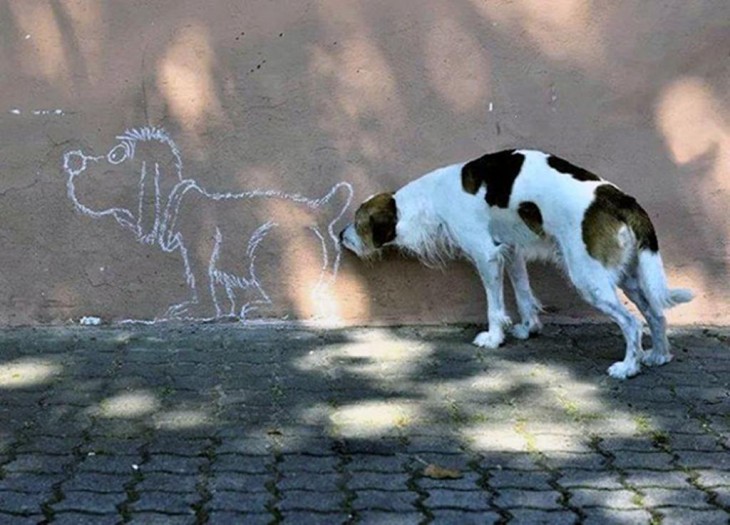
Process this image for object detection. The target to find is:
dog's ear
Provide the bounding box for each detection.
[461,160,483,195]
[132,130,184,242]
[369,194,397,248]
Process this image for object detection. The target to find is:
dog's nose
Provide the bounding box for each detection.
[63,151,87,175]
[338,229,345,244]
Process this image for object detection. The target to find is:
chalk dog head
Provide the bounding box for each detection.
[339,192,398,258]
[63,127,183,244]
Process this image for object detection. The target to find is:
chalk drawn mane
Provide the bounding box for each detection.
[63,126,353,322]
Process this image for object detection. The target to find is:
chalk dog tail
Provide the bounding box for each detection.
[636,249,694,312]
[315,182,354,245]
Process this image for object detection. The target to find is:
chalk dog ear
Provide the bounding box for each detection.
[128,128,184,243]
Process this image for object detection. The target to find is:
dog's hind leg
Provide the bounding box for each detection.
[470,245,512,349]
[566,257,643,379]
[505,249,542,340]
[620,275,672,367]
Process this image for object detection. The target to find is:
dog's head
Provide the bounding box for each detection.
[339,192,397,257]
[63,127,183,243]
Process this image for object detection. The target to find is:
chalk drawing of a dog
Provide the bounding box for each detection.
[63,127,353,322]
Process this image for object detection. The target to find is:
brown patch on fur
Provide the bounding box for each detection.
[583,184,659,266]
[518,201,544,237]
[461,150,525,208]
[355,192,397,249]
[547,155,601,182]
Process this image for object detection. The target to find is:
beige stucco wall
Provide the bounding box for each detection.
[0,0,727,326]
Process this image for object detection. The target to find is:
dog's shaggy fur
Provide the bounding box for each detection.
[340,149,693,379]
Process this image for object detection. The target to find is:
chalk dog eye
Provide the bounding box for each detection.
[107,144,129,165]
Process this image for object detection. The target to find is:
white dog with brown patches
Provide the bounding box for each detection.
[340,149,693,379]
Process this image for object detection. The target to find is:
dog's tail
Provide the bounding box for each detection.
[636,249,694,311]
[318,182,354,243]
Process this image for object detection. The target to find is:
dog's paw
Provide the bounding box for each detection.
[472,330,504,349]
[607,360,641,380]
[641,350,673,367]
[511,323,531,340]
[511,319,542,340]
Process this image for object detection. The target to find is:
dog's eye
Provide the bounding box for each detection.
[107,144,129,165]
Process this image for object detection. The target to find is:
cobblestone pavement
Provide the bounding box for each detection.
[0,324,728,524]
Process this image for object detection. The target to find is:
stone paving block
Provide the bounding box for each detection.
[352,490,418,511]
[668,433,725,451]
[14,437,79,455]
[0,473,65,492]
[489,470,553,490]
[494,489,563,510]
[558,469,622,489]
[278,490,343,512]
[530,433,593,453]
[424,489,491,511]
[659,509,730,525]
[417,471,481,491]
[209,472,269,492]
[356,511,423,524]
[0,514,45,525]
[0,490,48,514]
[694,469,730,488]
[348,471,410,491]
[78,454,142,474]
[347,455,407,472]
[581,508,653,524]
[641,487,712,509]
[542,452,608,470]
[52,491,126,514]
[52,513,121,525]
[611,451,675,470]
[207,512,270,524]
[127,512,196,524]
[3,454,71,474]
[507,509,576,524]
[208,491,269,513]
[674,451,730,470]
[142,454,206,474]
[79,439,144,456]
[146,437,209,456]
[281,454,338,473]
[568,489,642,509]
[62,473,130,493]
[279,472,340,491]
[623,470,693,489]
[280,511,352,524]
[478,453,542,471]
[429,510,501,524]
[211,453,271,473]
[136,472,199,493]
[130,490,198,514]
[596,437,658,453]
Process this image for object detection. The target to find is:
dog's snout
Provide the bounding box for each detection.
[63,151,88,175]
[339,228,345,244]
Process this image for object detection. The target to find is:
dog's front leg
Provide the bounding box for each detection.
[505,249,543,340]
[471,248,511,349]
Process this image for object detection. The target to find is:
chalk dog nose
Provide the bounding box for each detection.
[63,151,88,176]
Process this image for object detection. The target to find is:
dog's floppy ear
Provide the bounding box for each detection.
[129,128,184,242]
[369,194,397,248]
[461,160,483,195]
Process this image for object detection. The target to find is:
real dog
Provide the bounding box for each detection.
[340,149,693,379]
